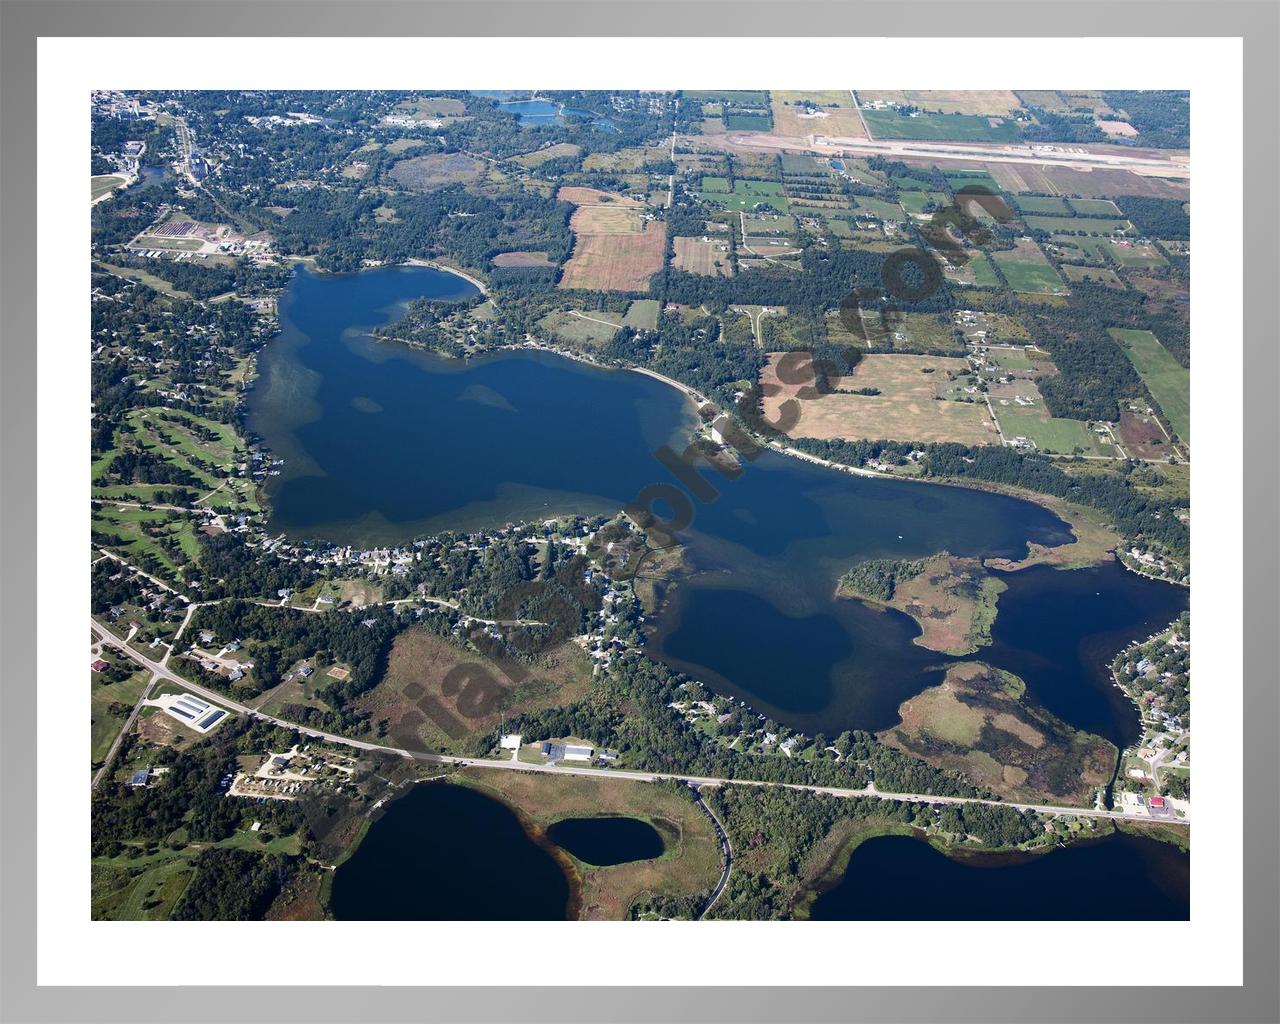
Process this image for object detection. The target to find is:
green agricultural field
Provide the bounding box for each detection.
[92,175,128,200]
[623,299,660,330]
[1105,240,1167,268]
[700,177,788,212]
[994,410,1120,456]
[1015,195,1070,215]
[683,90,770,106]
[1049,235,1111,264]
[1024,215,1132,235]
[969,253,1001,288]
[862,109,1022,143]
[537,310,619,348]
[853,197,905,223]
[1108,328,1190,444]
[1067,198,1122,216]
[725,112,772,131]
[898,191,949,215]
[91,668,151,768]
[991,245,1067,295]
[1061,265,1125,288]
[944,170,1002,193]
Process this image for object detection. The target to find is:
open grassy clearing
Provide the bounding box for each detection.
[491,250,555,268]
[582,145,669,172]
[559,223,665,292]
[699,177,788,213]
[512,142,582,168]
[859,90,1024,116]
[622,299,660,330]
[536,310,619,347]
[879,662,1116,805]
[388,152,484,191]
[1014,195,1070,215]
[760,352,999,445]
[994,408,1122,457]
[1106,239,1167,268]
[91,667,151,769]
[770,91,867,138]
[897,190,949,216]
[455,771,722,920]
[1061,264,1125,288]
[838,552,1006,657]
[991,241,1067,295]
[672,236,732,277]
[1067,198,1123,216]
[91,507,199,584]
[92,174,129,200]
[1023,215,1132,235]
[351,628,594,754]
[852,196,904,223]
[1108,328,1190,444]
[862,108,1021,142]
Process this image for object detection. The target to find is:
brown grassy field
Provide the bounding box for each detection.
[492,250,555,268]
[512,142,582,168]
[770,91,867,138]
[559,226,665,292]
[672,236,732,277]
[857,90,1023,116]
[1061,264,1125,288]
[456,771,722,920]
[350,628,594,752]
[760,352,999,445]
[838,553,1005,656]
[556,186,664,291]
[583,145,671,171]
[879,662,1116,805]
[557,185,642,208]
[1041,165,1189,200]
[388,153,484,191]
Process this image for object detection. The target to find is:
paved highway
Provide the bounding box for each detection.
[90,617,1188,826]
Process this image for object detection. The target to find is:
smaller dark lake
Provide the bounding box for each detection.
[546,816,666,866]
[808,832,1189,920]
[328,783,572,920]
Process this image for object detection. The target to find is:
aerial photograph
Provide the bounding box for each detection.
[88,88,1192,922]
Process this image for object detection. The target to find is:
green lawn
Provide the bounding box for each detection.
[1108,328,1191,444]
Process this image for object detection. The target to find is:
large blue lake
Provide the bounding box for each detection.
[249,265,1187,742]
